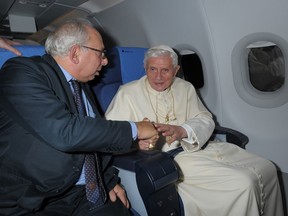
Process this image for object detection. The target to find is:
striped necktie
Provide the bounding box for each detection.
[70,80,106,208]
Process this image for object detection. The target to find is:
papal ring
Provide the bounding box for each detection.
[148,143,155,149]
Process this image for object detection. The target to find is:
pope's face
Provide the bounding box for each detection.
[146,55,179,92]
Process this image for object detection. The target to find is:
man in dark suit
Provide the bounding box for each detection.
[0,19,158,215]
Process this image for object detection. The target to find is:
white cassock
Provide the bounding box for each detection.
[105,75,284,216]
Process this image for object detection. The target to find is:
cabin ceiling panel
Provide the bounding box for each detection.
[0,0,88,40]
[79,0,125,13]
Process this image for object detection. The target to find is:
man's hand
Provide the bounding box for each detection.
[0,37,22,56]
[136,121,158,140]
[154,123,187,144]
[138,134,159,150]
[109,184,130,208]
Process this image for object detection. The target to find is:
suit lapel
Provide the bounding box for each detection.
[42,54,102,117]
[42,54,78,114]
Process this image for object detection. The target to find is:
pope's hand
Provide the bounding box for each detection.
[153,123,187,144]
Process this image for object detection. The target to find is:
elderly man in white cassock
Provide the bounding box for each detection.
[105,45,284,216]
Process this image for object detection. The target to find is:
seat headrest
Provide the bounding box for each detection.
[114,46,148,84]
[90,46,148,113]
[0,45,45,67]
[98,46,148,85]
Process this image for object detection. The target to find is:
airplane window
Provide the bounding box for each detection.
[232,36,288,108]
[180,53,204,89]
[247,43,285,92]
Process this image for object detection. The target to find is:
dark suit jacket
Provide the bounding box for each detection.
[0,54,133,214]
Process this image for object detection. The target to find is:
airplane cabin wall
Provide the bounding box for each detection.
[200,0,288,173]
[197,1,288,211]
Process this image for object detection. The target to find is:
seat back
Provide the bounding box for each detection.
[116,46,147,84]
[0,45,46,67]
[91,46,147,113]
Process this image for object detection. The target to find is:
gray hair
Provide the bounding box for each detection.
[144,45,178,69]
[45,19,93,56]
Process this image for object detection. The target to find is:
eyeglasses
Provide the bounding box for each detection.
[81,45,107,59]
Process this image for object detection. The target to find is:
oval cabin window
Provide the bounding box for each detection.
[247,42,285,92]
[232,33,288,108]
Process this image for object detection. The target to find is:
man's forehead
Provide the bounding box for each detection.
[148,56,173,67]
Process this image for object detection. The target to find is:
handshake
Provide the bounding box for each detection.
[136,120,158,150]
[136,118,186,150]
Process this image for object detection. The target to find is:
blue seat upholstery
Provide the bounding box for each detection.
[116,46,147,84]
[91,46,148,113]
[0,45,46,66]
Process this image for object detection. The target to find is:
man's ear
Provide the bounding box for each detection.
[69,45,80,64]
[174,65,181,77]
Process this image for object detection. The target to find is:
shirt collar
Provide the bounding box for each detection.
[59,65,75,82]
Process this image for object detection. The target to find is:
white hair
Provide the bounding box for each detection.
[45,19,93,56]
[144,45,178,68]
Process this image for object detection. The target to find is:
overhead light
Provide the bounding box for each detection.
[18,0,55,8]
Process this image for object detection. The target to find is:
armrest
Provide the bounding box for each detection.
[113,150,180,216]
[167,125,249,157]
[113,149,179,192]
[211,125,249,149]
